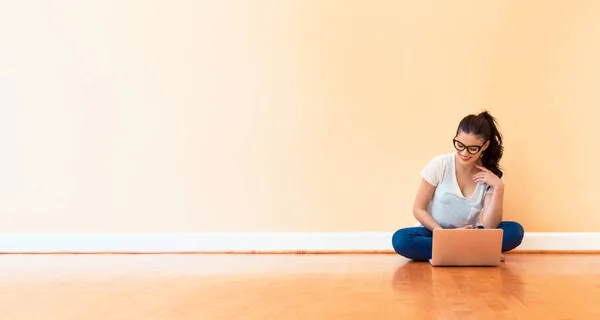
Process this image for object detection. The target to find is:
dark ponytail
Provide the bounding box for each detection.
[456,111,504,178]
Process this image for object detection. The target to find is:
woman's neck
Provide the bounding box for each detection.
[456,157,482,174]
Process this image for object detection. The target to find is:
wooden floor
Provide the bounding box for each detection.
[0,254,599,319]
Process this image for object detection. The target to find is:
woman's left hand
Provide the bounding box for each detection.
[473,165,503,188]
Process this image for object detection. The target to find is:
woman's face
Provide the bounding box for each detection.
[453,131,489,165]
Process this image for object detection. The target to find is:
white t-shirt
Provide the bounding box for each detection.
[415,152,496,229]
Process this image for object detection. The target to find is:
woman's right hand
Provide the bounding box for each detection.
[460,225,474,229]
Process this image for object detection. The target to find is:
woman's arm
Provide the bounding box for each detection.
[481,185,504,228]
[413,179,442,231]
[473,165,504,229]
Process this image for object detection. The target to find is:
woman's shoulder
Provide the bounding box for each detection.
[427,152,454,166]
[421,152,454,186]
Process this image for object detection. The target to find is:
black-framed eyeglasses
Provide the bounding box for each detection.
[453,138,485,155]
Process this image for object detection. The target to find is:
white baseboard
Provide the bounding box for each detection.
[0,232,598,253]
[516,232,600,252]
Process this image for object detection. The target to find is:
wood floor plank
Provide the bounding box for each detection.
[0,254,598,319]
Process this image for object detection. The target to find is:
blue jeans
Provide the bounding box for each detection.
[391,221,525,261]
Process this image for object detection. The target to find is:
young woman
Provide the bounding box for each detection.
[392,111,524,261]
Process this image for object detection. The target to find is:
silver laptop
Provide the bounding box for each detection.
[429,228,503,267]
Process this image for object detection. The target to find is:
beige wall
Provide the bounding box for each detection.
[1,1,599,233]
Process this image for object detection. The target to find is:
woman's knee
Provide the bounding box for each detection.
[500,221,525,239]
[391,228,412,256]
[499,221,525,251]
